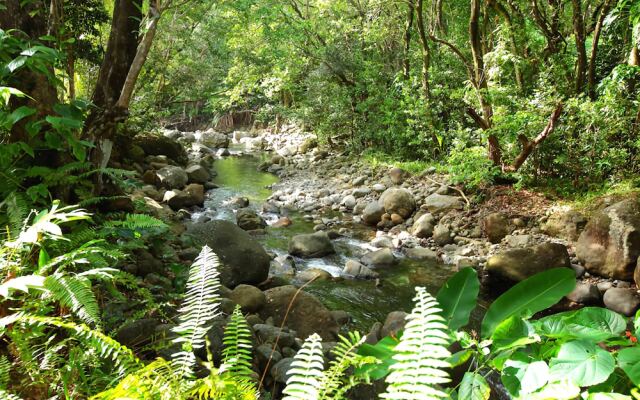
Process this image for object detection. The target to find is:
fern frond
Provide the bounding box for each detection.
[172,245,222,377]
[191,373,260,400]
[39,242,123,274]
[221,305,254,380]
[105,213,168,231]
[2,314,140,376]
[0,355,10,389]
[318,331,369,400]
[91,358,182,400]
[282,333,324,400]
[380,286,451,400]
[44,274,101,327]
[0,192,29,238]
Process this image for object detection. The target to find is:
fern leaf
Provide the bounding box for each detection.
[2,314,140,376]
[0,355,10,389]
[380,286,451,400]
[105,213,168,231]
[221,305,255,381]
[282,333,325,400]
[172,246,222,377]
[91,358,181,400]
[318,331,368,400]
[44,274,101,327]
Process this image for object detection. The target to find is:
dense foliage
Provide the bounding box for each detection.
[133,0,640,190]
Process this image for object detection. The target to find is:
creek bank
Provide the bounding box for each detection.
[112,124,639,397]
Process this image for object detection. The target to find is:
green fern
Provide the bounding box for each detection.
[44,274,101,327]
[282,333,324,400]
[319,331,371,399]
[105,213,168,231]
[172,245,222,377]
[91,358,182,400]
[0,192,29,238]
[380,286,451,400]
[0,355,10,389]
[221,305,255,380]
[1,314,141,376]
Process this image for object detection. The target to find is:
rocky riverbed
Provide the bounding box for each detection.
[112,122,640,397]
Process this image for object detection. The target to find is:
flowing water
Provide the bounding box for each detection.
[197,148,478,331]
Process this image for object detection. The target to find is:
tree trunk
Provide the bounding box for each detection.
[116,3,163,109]
[0,0,59,142]
[572,0,587,94]
[505,103,563,172]
[470,0,493,128]
[67,47,76,100]
[402,0,414,80]
[588,0,616,99]
[415,0,431,99]
[82,0,142,188]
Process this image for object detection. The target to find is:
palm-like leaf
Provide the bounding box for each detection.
[282,333,324,400]
[380,286,451,400]
[172,245,222,377]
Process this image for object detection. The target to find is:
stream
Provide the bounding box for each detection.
[192,146,481,331]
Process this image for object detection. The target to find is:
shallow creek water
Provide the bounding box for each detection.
[193,148,478,331]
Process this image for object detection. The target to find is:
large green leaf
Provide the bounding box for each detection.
[491,316,539,351]
[502,353,549,397]
[536,307,627,342]
[459,372,490,400]
[634,310,639,338]
[549,340,615,387]
[585,394,632,400]
[617,347,640,386]
[355,334,400,380]
[481,268,576,337]
[436,267,480,330]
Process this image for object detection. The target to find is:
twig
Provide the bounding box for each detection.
[423,175,471,208]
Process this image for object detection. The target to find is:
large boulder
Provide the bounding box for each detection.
[135,134,188,164]
[187,220,271,288]
[236,209,267,231]
[603,288,640,316]
[228,284,266,313]
[360,248,396,268]
[156,165,188,189]
[482,212,512,244]
[576,199,640,280]
[289,232,335,258]
[423,193,464,214]
[635,261,640,288]
[542,209,588,241]
[412,213,436,238]
[260,285,339,340]
[200,130,230,148]
[379,188,416,218]
[343,260,378,279]
[185,164,210,184]
[362,202,385,225]
[166,184,204,210]
[486,242,571,282]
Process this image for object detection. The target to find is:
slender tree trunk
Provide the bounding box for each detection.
[572,0,587,94]
[431,0,446,34]
[116,3,163,109]
[505,103,563,171]
[402,0,414,80]
[415,0,431,99]
[588,0,616,99]
[470,0,492,126]
[490,0,523,90]
[67,47,76,100]
[82,0,142,185]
